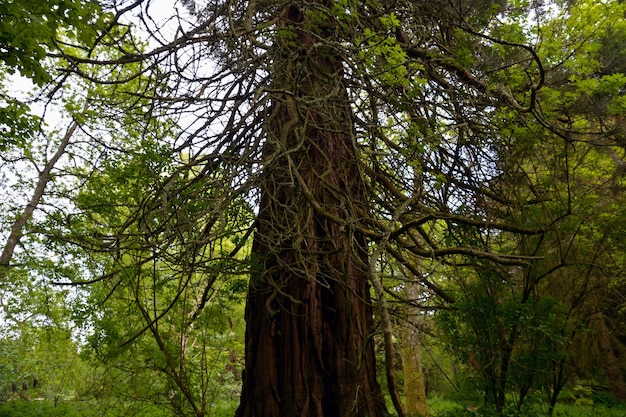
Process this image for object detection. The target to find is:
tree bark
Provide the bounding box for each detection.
[590,306,626,400]
[402,281,429,416]
[235,4,387,417]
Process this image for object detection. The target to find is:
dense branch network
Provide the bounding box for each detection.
[42,0,558,299]
[10,0,624,415]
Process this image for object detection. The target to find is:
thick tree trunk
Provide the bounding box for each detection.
[590,307,626,400]
[235,4,387,417]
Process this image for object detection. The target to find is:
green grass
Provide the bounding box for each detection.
[421,394,626,417]
[428,395,467,414]
[550,403,626,417]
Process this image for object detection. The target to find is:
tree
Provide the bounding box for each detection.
[5,0,626,416]
[430,1,626,411]
[234,3,388,416]
[0,0,113,269]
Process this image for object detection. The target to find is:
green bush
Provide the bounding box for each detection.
[0,399,96,417]
[589,390,621,407]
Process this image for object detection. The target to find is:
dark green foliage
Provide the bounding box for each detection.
[436,266,582,412]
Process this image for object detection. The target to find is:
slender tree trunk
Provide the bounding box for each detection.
[0,104,86,267]
[495,331,515,414]
[402,281,429,416]
[236,4,387,417]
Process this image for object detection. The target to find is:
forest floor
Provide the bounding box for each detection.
[1,395,626,417]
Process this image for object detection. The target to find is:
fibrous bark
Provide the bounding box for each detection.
[235,3,387,417]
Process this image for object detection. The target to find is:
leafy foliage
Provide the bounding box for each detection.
[0,0,110,84]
